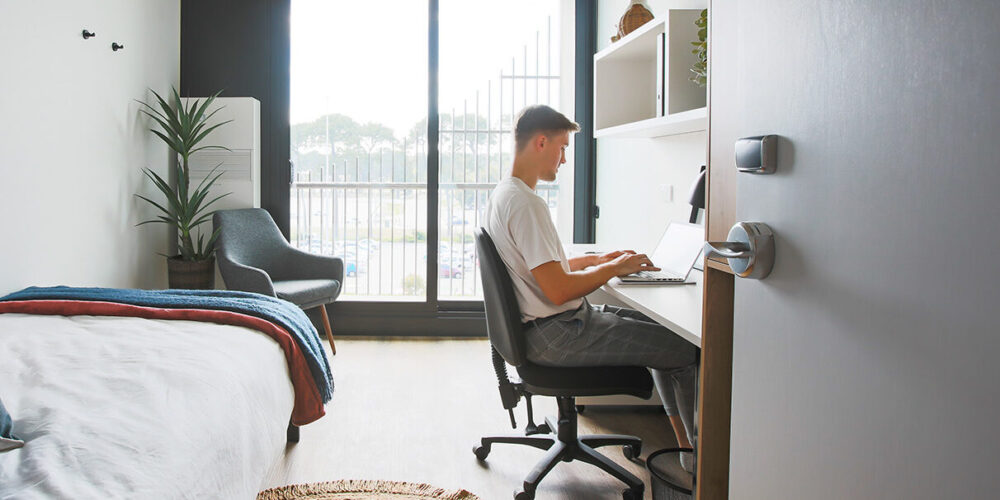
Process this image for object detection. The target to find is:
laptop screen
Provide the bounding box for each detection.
[650,222,704,276]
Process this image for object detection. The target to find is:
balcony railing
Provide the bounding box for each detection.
[290,177,558,300]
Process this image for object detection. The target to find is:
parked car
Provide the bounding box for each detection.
[439,242,475,259]
[464,254,478,272]
[439,262,463,279]
[450,216,474,227]
[336,239,379,254]
[340,250,365,277]
[300,238,335,255]
[334,241,353,254]
[357,238,380,252]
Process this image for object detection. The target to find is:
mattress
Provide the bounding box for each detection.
[0,313,295,499]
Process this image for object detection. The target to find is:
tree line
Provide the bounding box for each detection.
[291,112,513,183]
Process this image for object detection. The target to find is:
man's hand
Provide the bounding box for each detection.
[531,252,662,306]
[609,252,660,277]
[596,250,635,265]
[569,249,635,271]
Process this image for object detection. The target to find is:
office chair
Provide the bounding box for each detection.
[473,228,653,500]
[213,208,343,354]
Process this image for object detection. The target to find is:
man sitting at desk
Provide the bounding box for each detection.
[485,105,698,471]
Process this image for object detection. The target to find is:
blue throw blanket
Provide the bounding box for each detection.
[0,286,333,403]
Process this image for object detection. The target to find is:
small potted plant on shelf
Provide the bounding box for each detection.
[690,9,708,87]
[135,87,231,289]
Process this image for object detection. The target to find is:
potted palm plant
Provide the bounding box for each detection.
[136,87,231,289]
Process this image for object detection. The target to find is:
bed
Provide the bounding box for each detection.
[0,287,334,499]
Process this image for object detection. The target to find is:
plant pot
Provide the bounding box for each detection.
[167,256,215,289]
[612,0,654,42]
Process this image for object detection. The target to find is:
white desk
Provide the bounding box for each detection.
[600,272,703,348]
[570,250,704,406]
[567,244,703,347]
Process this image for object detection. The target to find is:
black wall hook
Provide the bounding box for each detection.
[112,42,124,51]
[82,29,96,39]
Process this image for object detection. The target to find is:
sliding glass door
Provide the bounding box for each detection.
[288,0,564,326]
[289,0,428,300]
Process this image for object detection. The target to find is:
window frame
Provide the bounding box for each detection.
[184,0,596,335]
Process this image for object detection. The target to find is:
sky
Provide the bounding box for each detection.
[290,0,562,136]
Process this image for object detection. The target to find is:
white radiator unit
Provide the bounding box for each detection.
[183,97,261,211]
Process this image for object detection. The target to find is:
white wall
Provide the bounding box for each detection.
[0,0,180,294]
[594,0,706,252]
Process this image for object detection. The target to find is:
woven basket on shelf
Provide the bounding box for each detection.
[612,0,654,42]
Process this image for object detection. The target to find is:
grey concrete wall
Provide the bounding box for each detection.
[714,1,1000,498]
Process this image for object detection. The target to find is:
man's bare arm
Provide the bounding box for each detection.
[567,255,598,271]
[531,253,660,306]
[567,250,637,271]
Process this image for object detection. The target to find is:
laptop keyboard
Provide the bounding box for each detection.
[626,270,685,281]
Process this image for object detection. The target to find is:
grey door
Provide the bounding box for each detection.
[712,1,1000,498]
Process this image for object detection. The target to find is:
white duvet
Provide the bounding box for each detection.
[0,313,295,499]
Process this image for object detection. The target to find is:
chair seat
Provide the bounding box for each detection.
[516,363,654,399]
[273,279,341,309]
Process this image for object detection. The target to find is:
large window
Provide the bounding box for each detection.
[290,0,428,300]
[437,0,562,300]
[289,0,565,305]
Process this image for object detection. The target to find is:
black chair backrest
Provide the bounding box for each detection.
[475,227,528,367]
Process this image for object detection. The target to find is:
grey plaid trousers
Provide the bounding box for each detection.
[524,299,699,441]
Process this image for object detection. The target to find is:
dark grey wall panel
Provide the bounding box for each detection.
[573,0,597,244]
[181,0,291,237]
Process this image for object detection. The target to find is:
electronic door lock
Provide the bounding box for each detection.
[704,222,775,279]
[735,135,778,174]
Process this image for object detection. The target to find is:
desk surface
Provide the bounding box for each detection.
[566,244,704,347]
[600,272,703,347]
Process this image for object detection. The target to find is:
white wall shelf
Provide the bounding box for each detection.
[594,10,706,138]
[594,106,706,138]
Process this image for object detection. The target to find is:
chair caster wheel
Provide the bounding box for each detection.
[514,489,534,500]
[623,443,641,461]
[472,444,490,461]
[622,486,643,500]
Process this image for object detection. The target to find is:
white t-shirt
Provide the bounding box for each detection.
[485,177,583,322]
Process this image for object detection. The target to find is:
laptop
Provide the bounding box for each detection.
[617,221,704,285]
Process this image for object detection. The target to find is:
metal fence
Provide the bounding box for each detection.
[291,17,559,300]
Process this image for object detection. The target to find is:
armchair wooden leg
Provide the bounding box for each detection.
[319,305,336,355]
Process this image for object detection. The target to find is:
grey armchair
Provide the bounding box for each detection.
[213,208,342,354]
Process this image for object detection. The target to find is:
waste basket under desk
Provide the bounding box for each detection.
[566,245,704,406]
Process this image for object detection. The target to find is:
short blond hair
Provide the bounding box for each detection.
[514,105,580,152]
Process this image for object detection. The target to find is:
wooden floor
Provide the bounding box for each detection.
[264,338,678,500]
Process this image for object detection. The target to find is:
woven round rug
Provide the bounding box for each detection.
[257,480,480,500]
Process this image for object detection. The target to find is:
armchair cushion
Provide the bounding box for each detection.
[273,279,341,310]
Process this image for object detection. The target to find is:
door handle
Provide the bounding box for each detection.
[704,222,775,279]
[703,241,752,259]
